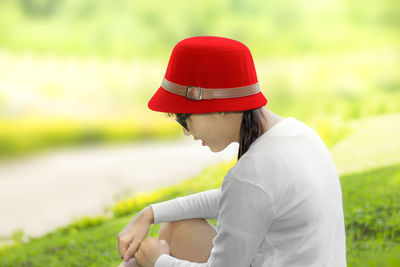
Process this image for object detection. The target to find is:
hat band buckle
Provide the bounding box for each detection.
[185,86,203,100]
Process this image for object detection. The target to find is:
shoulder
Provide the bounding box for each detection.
[229,145,290,186]
[225,130,299,205]
[220,174,277,214]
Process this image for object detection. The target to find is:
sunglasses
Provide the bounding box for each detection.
[175,114,191,131]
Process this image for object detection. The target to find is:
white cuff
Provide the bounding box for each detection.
[150,202,173,225]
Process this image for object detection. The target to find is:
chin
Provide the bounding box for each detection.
[209,144,228,152]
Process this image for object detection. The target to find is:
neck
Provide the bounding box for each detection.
[259,107,283,133]
[232,107,283,143]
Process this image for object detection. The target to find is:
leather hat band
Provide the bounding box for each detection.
[161,77,261,101]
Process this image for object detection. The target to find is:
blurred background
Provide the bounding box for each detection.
[0,0,399,155]
[0,0,399,266]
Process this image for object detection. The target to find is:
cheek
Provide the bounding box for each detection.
[205,128,226,146]
[190,119,208,136]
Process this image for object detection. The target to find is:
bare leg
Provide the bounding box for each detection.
[158,218,217,263]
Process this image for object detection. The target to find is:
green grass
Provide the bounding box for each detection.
[343,164,400,266]
[0,212,218,267]
[0,161,399,266]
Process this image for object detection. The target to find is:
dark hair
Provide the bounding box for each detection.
[238,108,266,160]
[166,108,266,160]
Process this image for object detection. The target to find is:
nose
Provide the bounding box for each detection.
[183,127,190,136]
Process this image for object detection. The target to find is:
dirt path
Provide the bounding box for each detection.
[0,139,238,243]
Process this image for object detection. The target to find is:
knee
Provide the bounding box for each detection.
[158,218,210,243]
[157,219,216,262]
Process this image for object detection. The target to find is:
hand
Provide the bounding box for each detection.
[134,237,170,267]
[117,207,154,262]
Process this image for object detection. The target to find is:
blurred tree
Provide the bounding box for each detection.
[0,0,397,57]
[18,0,61,17]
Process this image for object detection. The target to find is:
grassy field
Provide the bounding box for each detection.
[0,112,399,266]
[1,49,399,159]
[0,162,399,266]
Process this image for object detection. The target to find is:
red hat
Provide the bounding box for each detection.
[148,36,267,114]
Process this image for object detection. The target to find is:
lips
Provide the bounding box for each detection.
[193,137,206,146]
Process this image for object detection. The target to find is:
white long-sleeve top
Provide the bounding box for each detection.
[150,117,347,267]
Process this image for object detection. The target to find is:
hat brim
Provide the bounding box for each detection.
[148,86,267,114]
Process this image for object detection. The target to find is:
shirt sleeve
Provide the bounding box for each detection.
[150,188,221,225]
[154,176,275,267]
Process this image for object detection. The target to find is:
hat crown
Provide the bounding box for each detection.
[165,36,258,88]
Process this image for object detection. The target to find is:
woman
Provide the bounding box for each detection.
[117,36,347,267]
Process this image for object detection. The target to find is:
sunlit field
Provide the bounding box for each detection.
[1,49,399,158]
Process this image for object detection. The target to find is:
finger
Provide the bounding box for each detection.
[118,241,130,259]
[118,235,134,259]
[124,239,141,260]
